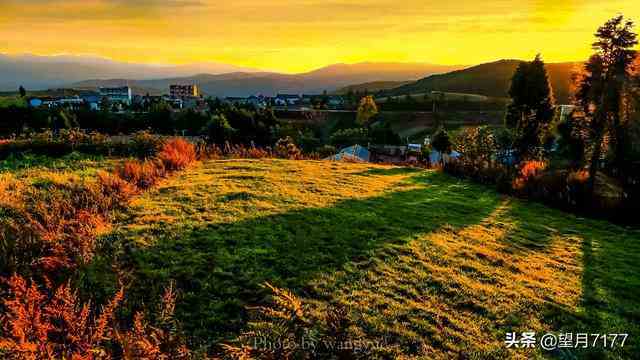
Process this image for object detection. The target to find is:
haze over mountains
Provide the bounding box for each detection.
[1,54,581,103]
[0,53,463,95]
[0,54,260,91]
[71,62,464,97]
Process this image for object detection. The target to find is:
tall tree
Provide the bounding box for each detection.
[575,15,638,192]
[595,15,638,174]
[505,54,555,160]
[203,114,235,145]
[431,126,452,165]
[356,96,378,125]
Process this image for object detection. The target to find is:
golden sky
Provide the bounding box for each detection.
[0,0,638,73]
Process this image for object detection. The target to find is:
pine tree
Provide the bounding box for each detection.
[505,54,555,160]
[431,126,452,165]
[575,15,638,192]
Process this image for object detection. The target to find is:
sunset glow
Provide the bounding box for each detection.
[1,0,639,72]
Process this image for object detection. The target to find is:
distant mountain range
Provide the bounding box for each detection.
[70,63,463,97]
[0,53,463,95]
[1,54,582,103]
[0,54,259,91]
[383,59,581,104]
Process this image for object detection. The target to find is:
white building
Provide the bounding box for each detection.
[99,86,132,105]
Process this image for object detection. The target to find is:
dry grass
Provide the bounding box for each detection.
[158,138,197,171]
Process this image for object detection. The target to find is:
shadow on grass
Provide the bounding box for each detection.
[354,166,425,177]
[90,171,502,344]
[563,222,640,359]
[496,199,640,359]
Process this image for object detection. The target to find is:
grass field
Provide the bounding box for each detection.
[376,91,497,103]
[0,152,121,184]
[382,111,505,140]
[84,159,640,358]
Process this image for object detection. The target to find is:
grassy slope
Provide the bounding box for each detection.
[96,159,639,358]
[376,91,497,103]
[0,153,120,183]
[334,81,412,95]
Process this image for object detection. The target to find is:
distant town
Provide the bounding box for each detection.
[25,84,347,113]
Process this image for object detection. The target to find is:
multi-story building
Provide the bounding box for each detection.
[170,84,199,98]
[99,86,132,105]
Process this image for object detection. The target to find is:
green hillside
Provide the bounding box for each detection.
[334,80,412,94]
[385,59,579,104]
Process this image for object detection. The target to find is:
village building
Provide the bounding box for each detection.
[170,84,199,98]
[99,86,132,105]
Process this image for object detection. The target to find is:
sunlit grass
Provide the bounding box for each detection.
[0,152,121,183]
[88,159,639,358]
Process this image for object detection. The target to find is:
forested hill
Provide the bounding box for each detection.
[383,59,580,104]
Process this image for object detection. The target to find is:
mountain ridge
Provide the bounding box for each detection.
[0,54,262,91]
[383,59,581,104]
[68,63,464,97]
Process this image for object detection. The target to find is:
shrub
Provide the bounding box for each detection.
[274,137,302,160]
[316,145,337,158]
[202,114,236,145]
[431,126,452,157]
[0,130,165,160]
[114,283,191,359]
[453,126,497,166]
[196,142,223,160]
[0,136,199,358]
[246,146,270,159]
[0,277,191,359]
[0,180,119,277]
[157,138,197,171]
[94,171,138,210]
[0,275,124,359]
[130,130,165,158]
[116,160,164,190]
[329,128,369,148]
[0,154,176,277]
[513,160,547,191]
[0,206,44,277]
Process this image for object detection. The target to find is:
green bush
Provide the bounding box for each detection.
[0,130,164,160]
[330,128,369,148]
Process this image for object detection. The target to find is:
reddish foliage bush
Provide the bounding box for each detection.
[157,138,197,171]
[116,138,197,191]
[114,283,191,359]
[94,171,138,210]
[0,276,191,359]
[115,160,165,190]
[245,147,270,159]
[197,142,273,160]
[444,158,601,215]
[0,136,201,358]
[0,274,124,359]
[513,160,547,190]
[195,140,324,161]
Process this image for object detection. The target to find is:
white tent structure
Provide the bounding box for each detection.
[326,145,370,162]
